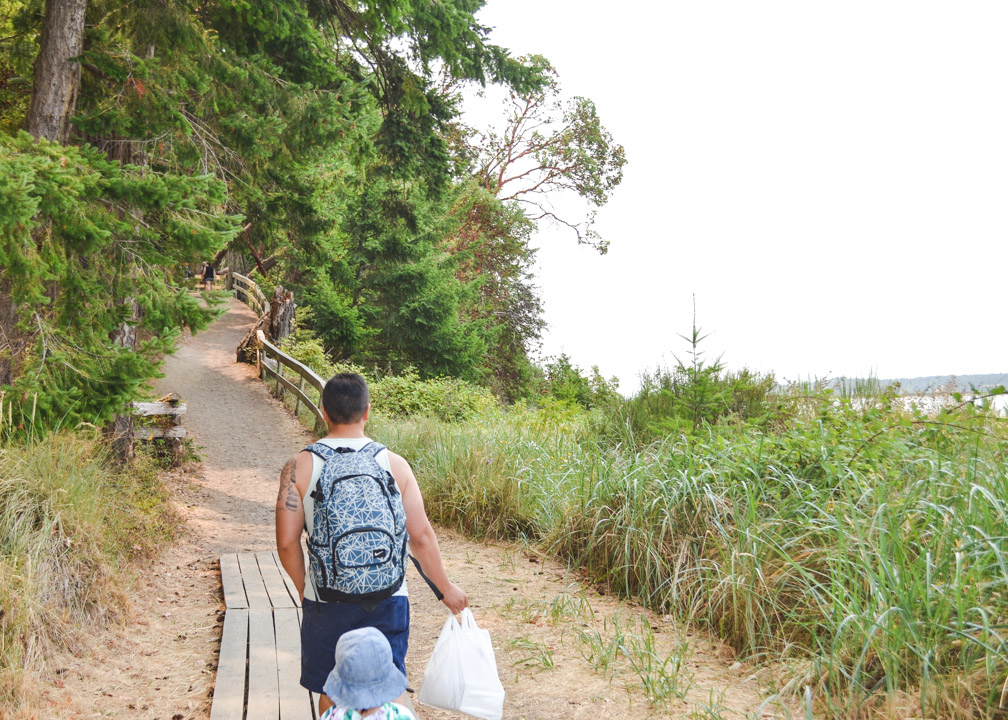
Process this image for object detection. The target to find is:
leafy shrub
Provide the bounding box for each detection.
[588,320,776,447]
[588,364,776,448]
[279,325,497,424]
[371,369,498,423]
[280,327,344,382]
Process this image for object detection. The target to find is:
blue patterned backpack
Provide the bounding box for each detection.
[305,442,408,606]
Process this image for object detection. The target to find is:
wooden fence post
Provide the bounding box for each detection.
[295,376,305,419]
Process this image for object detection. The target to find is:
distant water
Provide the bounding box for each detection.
[895,393,1008,416]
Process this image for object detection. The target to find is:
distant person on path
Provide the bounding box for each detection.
[319,627,417,720]
[276,372,468,717]
[201,262,216,291]
[184,261,192,280]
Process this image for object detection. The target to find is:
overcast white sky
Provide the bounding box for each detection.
[464,1,1008,392]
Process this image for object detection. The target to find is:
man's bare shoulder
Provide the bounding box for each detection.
[277,451,309,510]
[385,450,418,487]
[385,449,411,469]
[281,449,316,482]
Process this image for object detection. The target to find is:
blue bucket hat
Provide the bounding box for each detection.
[323,627,408,710]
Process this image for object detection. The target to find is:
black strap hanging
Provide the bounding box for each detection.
[409,554,444,601]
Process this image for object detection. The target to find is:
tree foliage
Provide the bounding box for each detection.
[587,322,778,447]
[0,130,240,429]
[440,182,544,400]
[472,57,626,252]
[0,0,623,430]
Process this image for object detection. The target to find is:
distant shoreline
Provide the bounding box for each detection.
[818,373,1008,395]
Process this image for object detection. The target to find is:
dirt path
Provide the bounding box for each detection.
[43,299,774,719]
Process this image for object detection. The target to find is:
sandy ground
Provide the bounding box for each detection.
[36,297,784,720]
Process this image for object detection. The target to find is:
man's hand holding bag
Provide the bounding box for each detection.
[416,608,505,720]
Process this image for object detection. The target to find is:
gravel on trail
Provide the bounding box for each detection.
[39,298,774,720]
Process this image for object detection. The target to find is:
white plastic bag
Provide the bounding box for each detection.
[416,608,505,720]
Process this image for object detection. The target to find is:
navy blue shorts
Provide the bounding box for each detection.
[299,595,410,694]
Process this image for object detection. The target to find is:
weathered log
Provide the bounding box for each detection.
[252,256,278,274]
[133,401,187,417]
[212,246,229,269]
[133,392,187,418]
[105,296,141,462]
[270,286,295,343]
[131,392,187,461]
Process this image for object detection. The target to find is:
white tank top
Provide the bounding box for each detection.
[302,437,409,602]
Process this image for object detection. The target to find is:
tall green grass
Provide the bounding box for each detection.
[371,396,1008,718]
[0,432,177,714]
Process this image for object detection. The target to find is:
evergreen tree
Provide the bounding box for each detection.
[266,0,549,384]
[0,131,240,431]
[0,0,573,422]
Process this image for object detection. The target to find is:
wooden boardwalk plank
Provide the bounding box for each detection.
[276,608,314,720]
[209,608,248,720]
[212,555,316,719]
[220,553,248,609]
[257,552,297,608]
[238,552,272,609]
[272,550,303,608]
[248,607,280,719]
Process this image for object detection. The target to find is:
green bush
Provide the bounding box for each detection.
[280,327,344,382]
[541,354,620,410]
[279,325,498,424]
[370,369,498,423]
[588,364,777,448]
[585,321,776,447]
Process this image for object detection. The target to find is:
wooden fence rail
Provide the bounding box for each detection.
[232,272,269,318]
[256,329,327,435]
[227,270,325,434]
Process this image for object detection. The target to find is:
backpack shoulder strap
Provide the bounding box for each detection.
[304,442,357,459]
[304,442,336,460]
[359,441,387,458]
[307,442,383,462]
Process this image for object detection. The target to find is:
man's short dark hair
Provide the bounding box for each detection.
[322,373,370,425]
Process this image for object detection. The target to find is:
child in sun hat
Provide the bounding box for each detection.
[321,627,417,720]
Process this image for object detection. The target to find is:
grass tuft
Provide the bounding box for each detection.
[372,392,1008,717]
[0,431,177,712]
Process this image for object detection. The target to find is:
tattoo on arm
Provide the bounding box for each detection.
[278,457,300,511]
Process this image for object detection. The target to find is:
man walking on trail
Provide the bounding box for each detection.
[276,372,468,716]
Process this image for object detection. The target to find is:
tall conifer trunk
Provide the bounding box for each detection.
[25,0,87,143]
[106,297,140,460]
[0,279,21,388]
[3,1,87,395]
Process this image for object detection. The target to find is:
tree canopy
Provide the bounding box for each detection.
[0,0,625,433]
[473,57,626,252]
